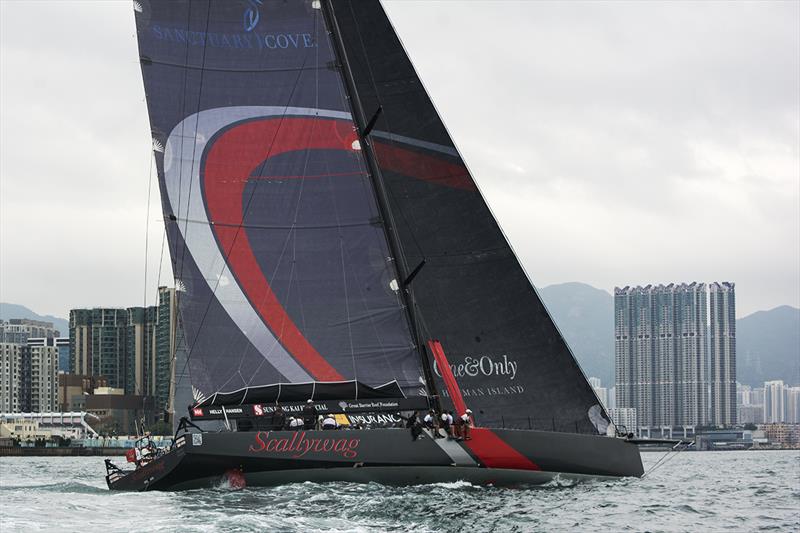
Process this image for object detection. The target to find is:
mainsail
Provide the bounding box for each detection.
[135,0,423,404]
[135,0,608,434]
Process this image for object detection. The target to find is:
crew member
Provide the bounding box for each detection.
[288,416,304,431]
[461,409,474,440]
[440,412,453,439]
[453,412,464,439]
[303,399,317,429]
[271,405,286,431]
[322,414,338,430]
[406,411,423,441]
[423,410,441,438]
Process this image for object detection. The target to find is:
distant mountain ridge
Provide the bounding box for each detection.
[2,292,798,387]
[538,282,615,387]
[538,283,800,388]
[737,305,800,387]
[0,303,69,337]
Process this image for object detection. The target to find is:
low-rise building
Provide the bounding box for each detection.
[58,374,107,412]
[85,388,156,435]
[759,423,800,448]
[0,412,99,443]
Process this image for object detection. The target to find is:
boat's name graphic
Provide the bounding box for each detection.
[433,354,518,381]
[248,431,359,459]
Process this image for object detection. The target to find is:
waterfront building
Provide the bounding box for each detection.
[70,308,129,388]
[125,286,176,410]
[85,387,156,435]
[58,374,107,412]
[751,387,765,407]
[737,383,752,406]
[588,377,609,409]
[0,412,99,442]
[709,282,736,427]
[786,387,800,424]
[759,423,800,448]
[29,337,67,368]
[608,386,616,410]
[25,338,59,413]
[0,319,60,344]
[0,343,22,412]
[595,386,609,409]
[738,404,764,425]
[609,407,637,434]
[126,305,157,397]
[69,287,176,417]
[615,283,707,432]
[764,380,785,423]
[153,286,176,412]
[0,340,59,413]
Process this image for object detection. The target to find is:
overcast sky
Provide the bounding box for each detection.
[1,0,798,319]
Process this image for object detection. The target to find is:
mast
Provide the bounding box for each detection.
[320,0,441,411]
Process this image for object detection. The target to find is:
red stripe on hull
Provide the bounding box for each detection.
[465,428,541,471]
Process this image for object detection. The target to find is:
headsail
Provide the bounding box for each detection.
[134,0,423,403]
[326,0,608,433]
[136,0,609,434]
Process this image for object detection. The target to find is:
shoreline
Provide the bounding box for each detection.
[0,447,126,457]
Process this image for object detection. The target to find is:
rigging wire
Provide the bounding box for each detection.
[176,0,212,290]
[342,2,433,393]
[344,2,427,264]
[229,4,326,392]
[142,151,155,309]
[642,440,693,478]
[170,0,209,400]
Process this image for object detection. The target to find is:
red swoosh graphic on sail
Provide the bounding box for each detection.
[203,117,352,381]
[203,116,471,380]
[373,142,475,191]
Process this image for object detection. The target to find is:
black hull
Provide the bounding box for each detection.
[107,428,643,491]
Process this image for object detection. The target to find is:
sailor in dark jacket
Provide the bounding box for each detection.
[271,405,286,430]
[303,399,317,429]
[405,411,423,441]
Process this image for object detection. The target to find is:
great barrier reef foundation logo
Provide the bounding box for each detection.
[248,431,360,459]
[242,0,263,32]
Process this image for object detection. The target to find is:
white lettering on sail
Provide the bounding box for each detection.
[432,355,518,381]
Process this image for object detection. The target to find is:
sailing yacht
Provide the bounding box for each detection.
[106,0,643,491]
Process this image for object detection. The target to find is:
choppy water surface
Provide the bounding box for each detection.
[1,450,798,532]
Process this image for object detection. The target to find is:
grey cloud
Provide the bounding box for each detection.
[1,0,797,319]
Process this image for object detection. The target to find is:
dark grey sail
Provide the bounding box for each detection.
[326,0,608,433]
[134,0,427,410]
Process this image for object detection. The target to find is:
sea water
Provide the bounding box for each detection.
[0,450,798,532]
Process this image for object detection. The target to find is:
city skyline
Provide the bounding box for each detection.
[1,1,798,319]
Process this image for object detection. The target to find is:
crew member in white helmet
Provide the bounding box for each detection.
[288,416,304,431]
[461,409,474,441]
[322,414,338,430]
